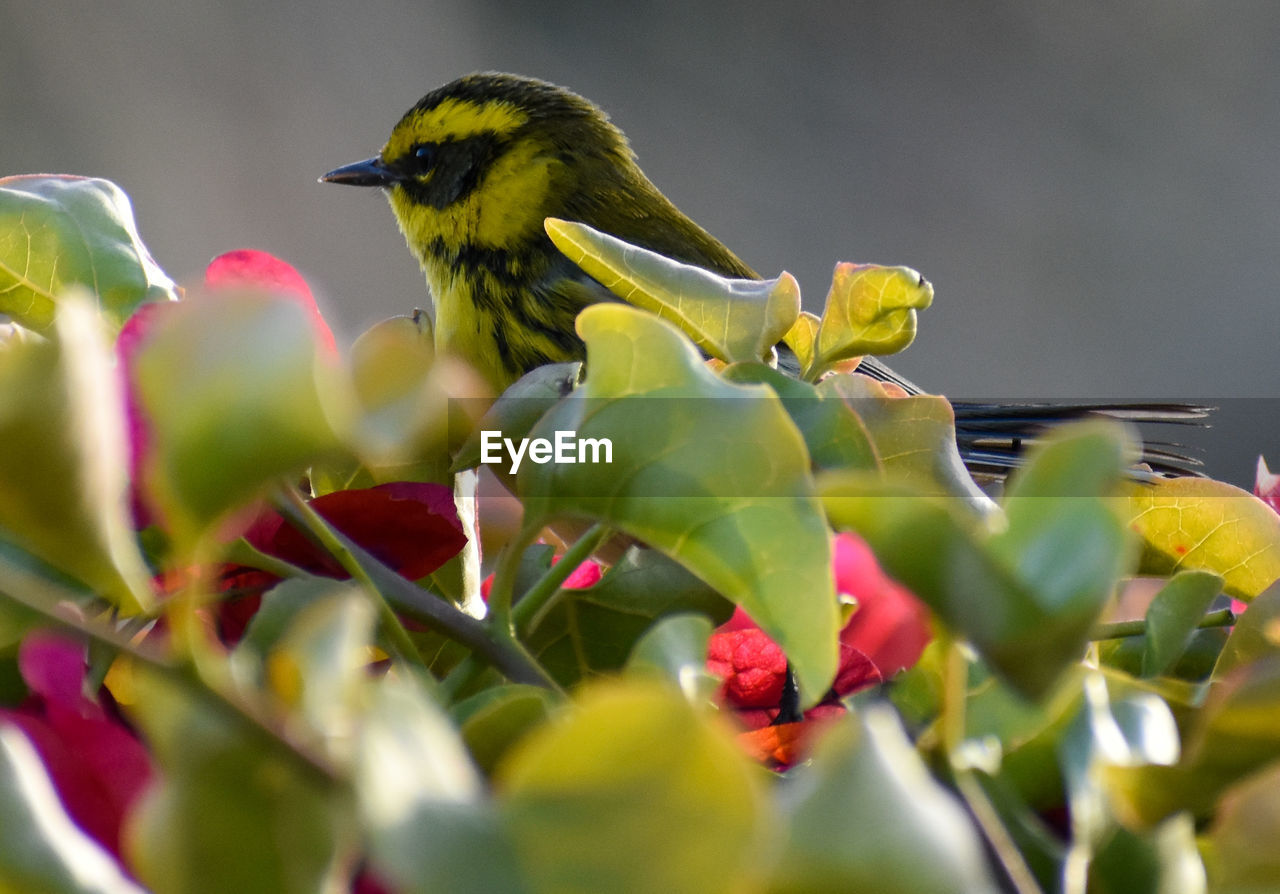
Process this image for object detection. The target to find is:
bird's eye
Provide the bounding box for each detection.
[410,144,436,168]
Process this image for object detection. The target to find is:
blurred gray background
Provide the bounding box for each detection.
[6,1,1277,485]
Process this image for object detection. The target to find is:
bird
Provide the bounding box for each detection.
[321,72,1206,478]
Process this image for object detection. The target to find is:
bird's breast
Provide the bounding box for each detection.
[417,247,590,392]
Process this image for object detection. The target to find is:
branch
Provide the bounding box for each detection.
[0,555,340,788]
[1089,607,1235,641]
[271,492,555,689]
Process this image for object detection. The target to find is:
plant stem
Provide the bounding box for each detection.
[272,492,555,689]
[939,635,1043,894]
[274,487,423,668]
[223,536,310,581]
[939,635,966,755]
[513,522,611,635]
[953,769,1044,894]
[1089,607,1235,641]
[0,557,340,788]
[440,524,610,703]
[482,524,557,684]
[439,653,486,703]
[485,523,540,637]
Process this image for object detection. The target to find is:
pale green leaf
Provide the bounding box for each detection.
[823,422,1133,698]
[780,310,820,377]
[0,175,176,332]
[499,679,764,894]
[1124,477,1280,600]
[0,295,151,612]
[770,706,997,894]
[545,218,799,364]
[124,668,352,894]
[357,669,523,893]
[1106,658,1280,826]
[1215,581,1280,678]
[625,613,719,703]
[265,588,376,765]
[1141,571,1224,678]
[132,292,350,547]
[824,373,995,512]
[809,262,933,377]
[720,363,879,474]
[1206,762,1280,892]
[518,303,837,705]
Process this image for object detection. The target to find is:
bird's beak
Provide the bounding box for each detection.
[319,157,398,187]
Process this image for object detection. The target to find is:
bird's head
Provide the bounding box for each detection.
[321,72,634,257]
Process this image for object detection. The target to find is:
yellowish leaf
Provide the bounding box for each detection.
[1124,477,1280,600]
[811,263,933,376]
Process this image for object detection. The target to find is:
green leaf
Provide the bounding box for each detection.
[1087,814,1205,894]
[451,684,559,775]
[1183,659,1280,800]
[780,310,820,377]
[368,801,524,894]
[132,292,349,547]
[345,310,491,490]
[0,295,152,612]
[522,546,732,689]
[824,374,995,512]
[720,362,878,473]
[1106,657,1280,826]
[232,576,337,662]
[822,478,1011,668]
[963,662,1084,809]
[265,588,377,763]
[0,598,39,659]
[986,420,1135,651]
[352,313,435,404]
[808,262,933,377]
[823,422,1133,698]
[985,421,1135,692]
[544,218,799,364]
[769,706,997,894]
[0,725,147,894]
[1101,626,1230,684]
[1141,571,1224,678]
[1215,581,1280,678]
[499,679,764,894]
[124,669,352,894]
[348,311,445,476]
[964,769,1066,891]
[357,669,525,894]
[452,361,580,475]
[625,613,719,703]
[1206,761,1280,893]
[1058,674,1179,848]
[1124,477,1280,600]
[0,175,177,332]
[0,539,103,669]
[517,304,837,705]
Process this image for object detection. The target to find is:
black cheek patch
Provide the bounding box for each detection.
[411,134,503,210]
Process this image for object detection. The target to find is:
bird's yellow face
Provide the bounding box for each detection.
[380,97,561,257]
[377,97,579,388]
[321,72,747,390]
[321,75,625,388]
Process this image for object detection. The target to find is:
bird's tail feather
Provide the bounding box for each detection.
[951,401,1210,479]
[853,356,1210,479]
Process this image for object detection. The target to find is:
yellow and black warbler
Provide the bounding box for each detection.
[322,72,1204,475]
